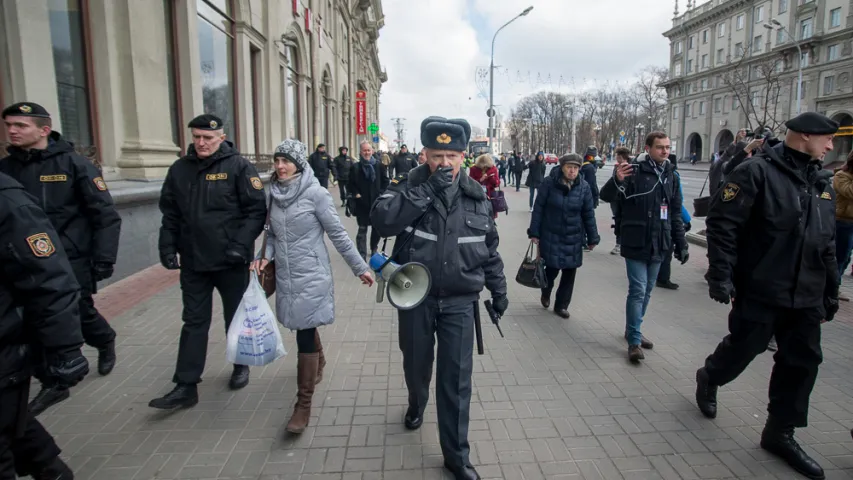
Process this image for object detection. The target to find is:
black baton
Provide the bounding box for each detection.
[473,301,484,355]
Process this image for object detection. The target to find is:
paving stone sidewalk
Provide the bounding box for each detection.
[36,184,853,480]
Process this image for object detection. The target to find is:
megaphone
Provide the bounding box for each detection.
[369,253,431,310]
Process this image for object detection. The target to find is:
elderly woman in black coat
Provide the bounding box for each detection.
[528,154,600,318]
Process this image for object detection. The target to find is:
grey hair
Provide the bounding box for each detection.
[359,140,372,149]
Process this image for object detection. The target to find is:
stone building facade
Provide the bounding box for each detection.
[0,0,387,181]
[662,0,853,164]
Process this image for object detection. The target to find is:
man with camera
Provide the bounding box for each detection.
[696,112,840,480]
[370,116,508,480]
[600,132,688,363]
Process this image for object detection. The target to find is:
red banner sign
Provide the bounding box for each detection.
[356,100,367,135]
[356,90,367,100]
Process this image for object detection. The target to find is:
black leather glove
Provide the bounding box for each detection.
[160,253,179,270]
[93,262,114,281]
[225,249,246,265]
[825,296,840,322]
[674,249,689,265]
[709,280,735,305]
[426,166,454,193]
[491,295,509,315]
[47,350,89,388]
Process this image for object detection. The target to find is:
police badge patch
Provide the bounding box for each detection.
[820,191,832,200]
[93,177,108,191]
[26,233,56,258]
[250,177,263,190]
[722,183,740,202]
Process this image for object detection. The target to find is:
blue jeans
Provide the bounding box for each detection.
[625,259,662,346]
[836,220,853,281]
[529,185,537,208]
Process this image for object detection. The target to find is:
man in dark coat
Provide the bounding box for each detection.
[509,151,526,191]
[371,116,507,480]
[581,146,600,207]
[391,144,418,177]
[348,140,389,260]
[525,152,547,211]
[600,132,688,363]
[334,146,355,207]
[0,172,89,479]
[150,114,267,409]
[308,143,335,188]
[696,112,841,480]
[0,101,122,415]
[528,154,599,318]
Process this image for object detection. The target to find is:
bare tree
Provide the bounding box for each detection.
[720,46,789,132]
[634,66,669,133]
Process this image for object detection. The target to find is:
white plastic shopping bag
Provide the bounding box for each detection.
[226,272,287,366]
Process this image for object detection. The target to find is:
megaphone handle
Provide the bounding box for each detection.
[473,302,484,355]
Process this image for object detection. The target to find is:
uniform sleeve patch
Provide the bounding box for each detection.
[250,177,263,190]
[93,176,108,191]
[721,183,740,202]
[821,191,832,200]
[26,233,56,258]
[205,173,228,181]
[40,175,67,182]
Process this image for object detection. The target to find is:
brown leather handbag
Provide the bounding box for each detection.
[258,195,276,297]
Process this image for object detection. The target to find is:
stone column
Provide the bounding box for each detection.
[1,0,62,129]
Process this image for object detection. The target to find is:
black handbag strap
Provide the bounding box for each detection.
[698,169,711,197]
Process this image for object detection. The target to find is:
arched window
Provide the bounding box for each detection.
[196,0,236,140]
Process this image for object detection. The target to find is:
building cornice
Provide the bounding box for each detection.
[663,0,751,39]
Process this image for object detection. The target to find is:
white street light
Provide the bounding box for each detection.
[488,6,534,154]
[764,21,802,115]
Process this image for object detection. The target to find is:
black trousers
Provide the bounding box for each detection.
[543,267,577,311]
[513,172,523,190]
[657,249,674,283]
[317,176,329,188]
[338,182,349,204]
[356,225,381,259]
[1,385,61,479]
[398,297,474,468]
[703,297,823,427]
[173,265,249,384]
[296,328,317,353]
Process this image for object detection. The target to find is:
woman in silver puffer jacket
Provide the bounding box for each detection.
[251,138,374,434]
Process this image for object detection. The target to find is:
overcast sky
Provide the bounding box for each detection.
[376,0,676,149]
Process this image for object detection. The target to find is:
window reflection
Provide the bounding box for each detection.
[197,0,234,140]
[48,0,93,146]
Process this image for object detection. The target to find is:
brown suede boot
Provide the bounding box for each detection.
[286,352,319,434]
[315,330,326,385]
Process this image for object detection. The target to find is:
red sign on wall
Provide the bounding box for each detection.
[356,90,367,100]
[292,0,298,13]
[304,8,311,32]
[356,100,367,135]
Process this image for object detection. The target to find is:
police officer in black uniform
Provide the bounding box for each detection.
[308,143,336,188]
[0,102,121,416]
[696,112,840,480]
[0,171,89,479]
[391,144,418,177]
[149,114,267,409]
[371,117,508,480]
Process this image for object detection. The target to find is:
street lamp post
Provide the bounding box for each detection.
[764,20,802,115]
[488,6,533,154]
[636,123,645,154]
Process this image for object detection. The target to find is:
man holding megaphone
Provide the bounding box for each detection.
[371,116,508,480]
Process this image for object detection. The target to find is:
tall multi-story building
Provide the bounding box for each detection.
[662,0,853,164]
[0,0,387,180]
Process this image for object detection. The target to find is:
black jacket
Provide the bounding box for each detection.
[525,159,547,188]
[706,142,838,309]
[370,165,507,301]
[0,173,84,389]
[334,154,355,183]
[348,158,389,225]
[391,153,418,177]
[581,162,599,206]
[509,155,526,173]
[600,157,687,262]
[308,150,335,179]
[158,141,267,272]
[0,132,122,265]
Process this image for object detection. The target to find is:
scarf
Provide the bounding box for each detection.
[360,156,376,183]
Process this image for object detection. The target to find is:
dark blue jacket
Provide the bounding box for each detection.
[527,172,600,270]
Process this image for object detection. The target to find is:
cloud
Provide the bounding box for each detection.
[377,0,675,149]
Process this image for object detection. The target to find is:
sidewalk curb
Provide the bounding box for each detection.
[687,231,707,248]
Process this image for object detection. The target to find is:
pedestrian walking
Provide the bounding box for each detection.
[0,102,121,416]
[528,154,599,319]
[469,154,500,218]
[608,147,631,255]
[391,144,418,177]
[150,114,267,409]
[348,140,389,260]
[510,151,526,191]
[497,154,508,187]
[696,112,841,480]
[526,152,547,212]
[308,143,335,188]
[250,139,374,434]
[0,172,89,479]
[833,152,853,301]
[600,132,688,363]
[581,146,600,208]
[371,116,508,480]
[334,146,355,207]
[655,154,684,291]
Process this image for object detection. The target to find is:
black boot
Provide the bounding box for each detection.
[760,417,825,480]
[404,405,423,430]
[33,456,74,480]
[655,280,679,290]
[28,385,70,416]
[444,461,481,480]
[229,365,250,390]
[97,341,116,376]
[148,384,198,410]
[695,367,717,419]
